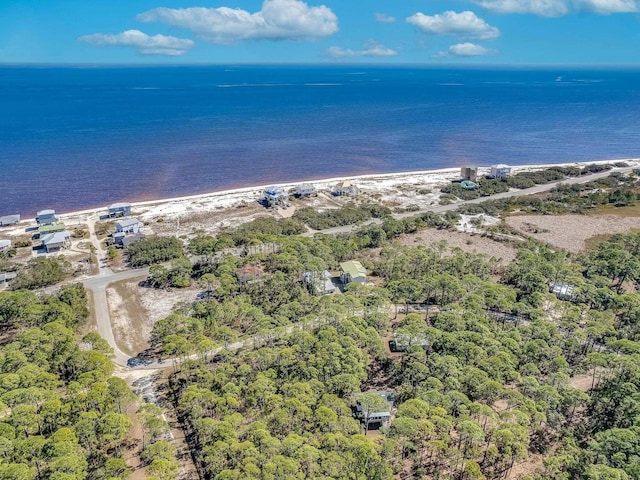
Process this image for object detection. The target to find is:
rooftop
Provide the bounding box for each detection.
[41,230,70,245]
[238,264,265,277]
[38,224,66,234]
[122,233,144,247]
[109,202,131,209]
[37,209,56,216]
[340,260,366,278]
[116,218,141,228]
[550,282,575,298]
[265,186,285,195]
[356,391,395,417]
[0,214,20,223]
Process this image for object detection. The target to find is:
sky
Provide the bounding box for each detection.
[1,0,640,65]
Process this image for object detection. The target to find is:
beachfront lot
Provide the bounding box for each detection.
[1,158,640,280]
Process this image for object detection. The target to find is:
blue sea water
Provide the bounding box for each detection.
[1,65,640,216]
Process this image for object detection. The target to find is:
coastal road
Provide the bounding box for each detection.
[400,165,636,217]
[303,165,635,236]
[82,267,149,366]
[84,165,633,367]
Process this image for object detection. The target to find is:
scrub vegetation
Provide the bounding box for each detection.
[146,224,640,479]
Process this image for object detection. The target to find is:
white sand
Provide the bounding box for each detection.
[2,159,639,237]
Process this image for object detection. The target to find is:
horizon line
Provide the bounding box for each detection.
[2,61,640,70]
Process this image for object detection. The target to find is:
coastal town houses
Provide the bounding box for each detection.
[107,202,132,218]
[0,214,20,226]
[112,230,144,248]
[391,332,429,352]
[490,164,512,179]
[333,181,358,196]
[340,260,366,285]
[264,186,288,207]
[38,224,66,236]
[302,270,336,295]
[550,282,577,301]
[0,272,17,286]
[295,183,316,197]
[36,209,58,225]
[116,218,143,234]
[121,233,144,248]
[41,230,70,253]
[355,391,395,431]
[460,166,478,182]
[237,264,265,284]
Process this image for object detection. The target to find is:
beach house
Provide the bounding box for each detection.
[116,218,143,234]
[264,186,288,206]
[550,282,577,301]
[38,224,66,236]
[355,391,395,431]
[333,181,358,196]
[340,260,366,284]
[121,233,144,248]
[295,184,316,197]
[107,202,132,218]
[490,164,512,179]
[0,272,17,285]
[112,232,126,246]
[392,332,429,352]
[237,264,265,284]
[0,214,20,226]
[36,209,58,225]
[302,270,336,295]
[460,166,478,182]
[41,230,70,253]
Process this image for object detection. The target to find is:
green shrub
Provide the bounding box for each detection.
[126,236,185,267]
[10,256,70,289]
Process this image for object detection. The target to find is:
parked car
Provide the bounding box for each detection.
[127,356,152,368]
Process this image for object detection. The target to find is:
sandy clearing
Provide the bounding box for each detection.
[107,278,200,356]
[399,228,518,265]
[107,280,149,356]
[505,214,640,253]
[136,284,200,325]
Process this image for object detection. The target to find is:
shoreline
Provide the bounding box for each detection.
[5,157,638,227]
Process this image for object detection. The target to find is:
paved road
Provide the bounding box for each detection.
[404,166,634,217]
[84,166,632,367]
[82,267,150,366]
[303,166,634,236]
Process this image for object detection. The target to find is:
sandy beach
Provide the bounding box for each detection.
[2,158,639,242]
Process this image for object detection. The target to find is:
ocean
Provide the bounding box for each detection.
[1,65,640,216]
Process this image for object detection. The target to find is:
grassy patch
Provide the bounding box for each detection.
[584,233,614,252]
[588,204,640,217]
[80,289,98,334]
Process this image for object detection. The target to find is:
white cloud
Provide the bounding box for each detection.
[406,11,500,40]
[375,13,396,23]
[137,0,338,43]
[471,0,637,16]
[574,0,638,13]
[434,42,498,58]
[78,30,194,55]
[327,41,397,58]
[472,0,570,16]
